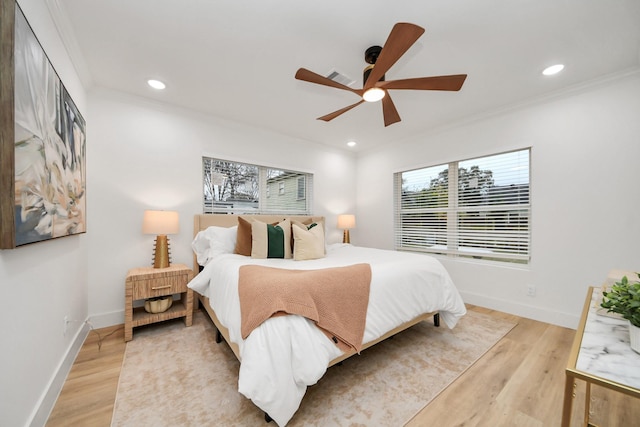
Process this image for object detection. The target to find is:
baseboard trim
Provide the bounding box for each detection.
[29,322,91,427]
[460,290,579,329]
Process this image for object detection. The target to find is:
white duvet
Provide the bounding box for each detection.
[188,243,466,426]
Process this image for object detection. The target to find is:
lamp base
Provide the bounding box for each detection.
[152,235,171,268]
[343,229,350,244]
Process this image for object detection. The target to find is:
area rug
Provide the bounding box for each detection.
[111,310,515,426]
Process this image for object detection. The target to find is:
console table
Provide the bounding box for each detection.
[562,286,640,426]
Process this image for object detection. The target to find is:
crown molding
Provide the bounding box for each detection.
[45,0,93,89]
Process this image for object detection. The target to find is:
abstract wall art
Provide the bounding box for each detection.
[1,0,86,248]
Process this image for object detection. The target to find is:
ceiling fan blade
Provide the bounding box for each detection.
[379,74,467,91]
[296,68,363,96]
[381,92,401,127]
[317,100,365,122]
[364,23,425,90]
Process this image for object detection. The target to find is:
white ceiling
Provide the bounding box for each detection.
[53,0,640,152]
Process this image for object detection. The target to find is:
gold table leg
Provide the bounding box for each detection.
[561,375,575,427]
[583,381,591,427]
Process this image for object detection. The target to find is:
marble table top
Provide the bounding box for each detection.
[575,287,640,389]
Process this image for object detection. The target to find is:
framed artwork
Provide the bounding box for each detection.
[0,0,86,249]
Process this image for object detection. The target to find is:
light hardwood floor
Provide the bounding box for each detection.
[46,305,639,427]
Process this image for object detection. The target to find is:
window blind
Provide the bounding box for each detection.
[203,158,313,215]
[394,149,530,263]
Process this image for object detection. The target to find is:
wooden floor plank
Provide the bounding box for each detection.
[46,326,125,427]
[494,325,573,422]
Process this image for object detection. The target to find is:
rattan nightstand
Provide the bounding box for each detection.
[124,263,194,341]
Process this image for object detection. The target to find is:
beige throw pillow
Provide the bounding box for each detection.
[292,222,325,261]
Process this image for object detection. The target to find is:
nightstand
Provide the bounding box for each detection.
[124,263,194,341]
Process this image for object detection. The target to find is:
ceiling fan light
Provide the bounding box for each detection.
[363,87,385,102]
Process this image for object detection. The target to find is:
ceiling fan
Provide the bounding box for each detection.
[295,22,467,127]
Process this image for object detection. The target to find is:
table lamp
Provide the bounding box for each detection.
[142,210,179,268]
[337,214,356,244]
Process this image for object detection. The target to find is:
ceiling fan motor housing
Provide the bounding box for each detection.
[364,46,385,85]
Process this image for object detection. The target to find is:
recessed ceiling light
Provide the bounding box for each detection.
[347,141,357,147]
[542,64,564,76]
[147,79,166,90]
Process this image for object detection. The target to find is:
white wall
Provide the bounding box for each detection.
[86,89,358,326]
[2,4,357,425]
[356,71,640,328]
[0,1,88,426]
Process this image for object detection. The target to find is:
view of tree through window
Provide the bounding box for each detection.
[203,158,313,214]
[394,149,530,263]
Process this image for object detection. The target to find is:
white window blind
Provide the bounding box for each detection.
[297,176,306,200]
[203,158,313,214]
[394,149,530,263]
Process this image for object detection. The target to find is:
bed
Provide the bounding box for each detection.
[188,214,467,426]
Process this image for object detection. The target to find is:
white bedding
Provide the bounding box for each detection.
[188,243,466,426]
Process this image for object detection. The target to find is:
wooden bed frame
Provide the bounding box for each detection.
[191,214,440,369]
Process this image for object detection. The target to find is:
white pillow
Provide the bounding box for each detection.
[292,222,325,261]
[192,225,238,266]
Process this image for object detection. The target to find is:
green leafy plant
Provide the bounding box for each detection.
[601,273,640,328]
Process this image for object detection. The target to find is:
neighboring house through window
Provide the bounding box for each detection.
[297,176,306,201]
[202,157,313,214]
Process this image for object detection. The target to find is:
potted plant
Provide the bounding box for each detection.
[601,273,640,354]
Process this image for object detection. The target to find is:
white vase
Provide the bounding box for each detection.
[630,322,640,354]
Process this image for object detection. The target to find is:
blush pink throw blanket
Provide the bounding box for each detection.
[238,263,371,352]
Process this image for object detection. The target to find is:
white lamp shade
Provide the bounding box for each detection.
[142,210,179,235]
[337,214,356,229]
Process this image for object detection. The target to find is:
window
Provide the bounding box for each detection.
[203,157,313,214]
[394,149,530,264]
[297,176,306,200]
